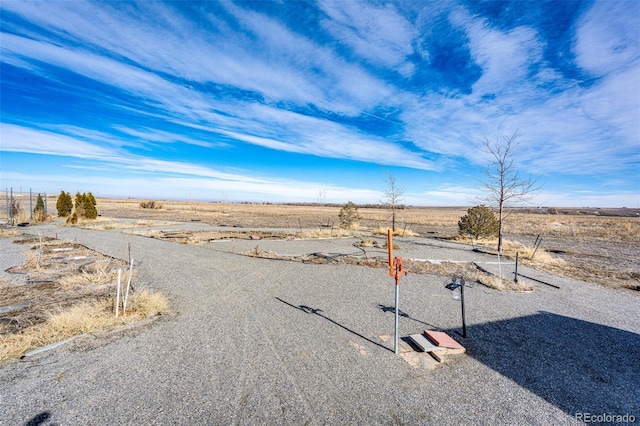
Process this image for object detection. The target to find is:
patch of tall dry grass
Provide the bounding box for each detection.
[0,229,23,238]
[501,214,640,241]
[298,228,352,238]
[58,260,128,289]
[372,227,419,237]
[0,289,169,362]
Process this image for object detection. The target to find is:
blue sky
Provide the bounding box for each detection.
[1,1,639,207]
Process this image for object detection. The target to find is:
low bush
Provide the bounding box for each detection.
[458,205,499,240]
[140,200,162,209]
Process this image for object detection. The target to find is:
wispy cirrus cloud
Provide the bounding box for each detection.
[574,0,639,77]
[318,0,416,75]
[1,124,116,159]
[1,1,638,206]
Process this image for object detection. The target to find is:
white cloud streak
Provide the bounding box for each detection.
[1,1,638,206]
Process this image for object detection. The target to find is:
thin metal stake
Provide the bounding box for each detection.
[394,283,399,354]
[532,236,542,259]
[514,252,519,283]
[10,187,13,226]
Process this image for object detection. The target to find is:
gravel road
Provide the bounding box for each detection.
[1,222,638,425]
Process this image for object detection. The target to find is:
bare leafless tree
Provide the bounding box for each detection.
[480,131,540,253]
[382,171,405,232]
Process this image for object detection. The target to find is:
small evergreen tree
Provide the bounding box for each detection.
[74,192,86,218]
[458,205,499,241]
[338,201,362,228]
[83,193,98,219]
[56,191,73,217]
[33,194,46,222]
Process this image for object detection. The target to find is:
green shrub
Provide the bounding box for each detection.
[56,191,73,217]
[33,194,47,222]
[83,194,98,219]
[67,192,99,220]
[458,205,499,240]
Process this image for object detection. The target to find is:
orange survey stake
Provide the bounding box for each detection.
[387,229,408,284]
[393,256,408,285]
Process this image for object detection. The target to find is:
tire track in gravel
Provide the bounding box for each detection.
[213,258,317,424]
[54,227,316,422]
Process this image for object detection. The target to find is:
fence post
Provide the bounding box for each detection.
[30,188,33,222]
[44,192,48,214]
[10,187,13,226]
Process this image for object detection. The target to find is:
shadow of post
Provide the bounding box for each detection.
[24,411,57,426]
[455,311,640,417]
[275,297,393,353]
[377,304,438,329]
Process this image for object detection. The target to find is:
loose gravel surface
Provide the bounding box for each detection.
[1,221,638,425]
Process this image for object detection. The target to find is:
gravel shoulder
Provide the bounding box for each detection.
[1,222,638,425]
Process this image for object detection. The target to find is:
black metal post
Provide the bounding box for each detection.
[461,283,467,338]
[532,236,542,259]
[514,252,519,283]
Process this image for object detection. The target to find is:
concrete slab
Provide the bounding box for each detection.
[409,334,448,353]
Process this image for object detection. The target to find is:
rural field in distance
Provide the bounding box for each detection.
[95,197,640,291]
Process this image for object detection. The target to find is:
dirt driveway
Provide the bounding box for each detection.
[1,222,638,425]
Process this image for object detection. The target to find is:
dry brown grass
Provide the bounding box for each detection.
[1,238,170,362]
[0,291,170,362]
[0,229,23,238]
[454,236,566,267]
[58,260,128,289]
[372,226,419,237]
[298,228,352,239]
[78,219,175,231]
[501,214,640,241]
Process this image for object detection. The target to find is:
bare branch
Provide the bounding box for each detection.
[478,131,541,252]
[381,171,405,232]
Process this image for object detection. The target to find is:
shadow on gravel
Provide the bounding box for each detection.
[24,411,57,426]
[377,304,438,328]
[275,297,393,353]
[458,311,640,417]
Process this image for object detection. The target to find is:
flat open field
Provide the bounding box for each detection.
[2,202,639,424]
[2,198,639,424]
[94,198,640,291]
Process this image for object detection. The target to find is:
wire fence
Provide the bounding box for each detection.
[1,187,55,226]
